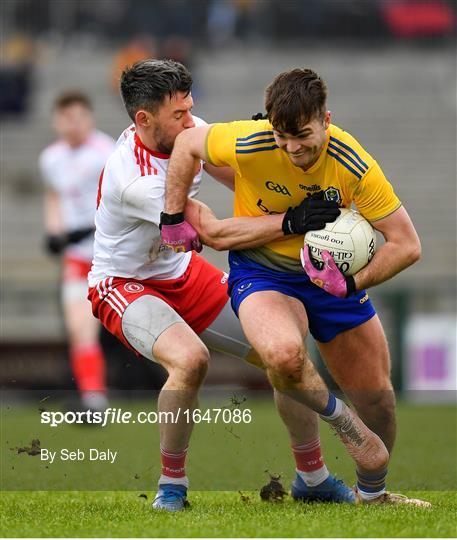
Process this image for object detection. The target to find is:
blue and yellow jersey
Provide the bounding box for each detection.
[206,119,401,271]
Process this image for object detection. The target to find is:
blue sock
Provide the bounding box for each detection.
[357,469,387,500]
[321,393,336,416]
[319,393,343,420]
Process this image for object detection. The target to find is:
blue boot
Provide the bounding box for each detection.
[152,484,188,511]
[291,473,355,503]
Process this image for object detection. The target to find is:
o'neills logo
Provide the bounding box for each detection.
[124,282,145,293]
[299,183,321,192]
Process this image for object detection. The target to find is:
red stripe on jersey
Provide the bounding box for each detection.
[139,149,145,176]
[134,135,161,176]
[146,151,158,175]
[96,167,105,209]
[146,149,152,175]
[141,148,150,175]
[134,143,145,176]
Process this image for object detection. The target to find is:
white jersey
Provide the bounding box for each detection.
[88,118,205,287]
[39,130,115,260]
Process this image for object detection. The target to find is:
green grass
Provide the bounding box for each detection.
[1,397,456,536]
[1,490,456,537]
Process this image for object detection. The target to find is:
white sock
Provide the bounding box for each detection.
[297,466,329,487]
[357,486,386,500]
[158,474,189,488]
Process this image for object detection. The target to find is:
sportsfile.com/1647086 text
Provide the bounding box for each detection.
[40,408,253,427]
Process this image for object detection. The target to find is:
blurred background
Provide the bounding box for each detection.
[1,0,456,400]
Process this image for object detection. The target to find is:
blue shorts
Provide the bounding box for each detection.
[228,251,376,343]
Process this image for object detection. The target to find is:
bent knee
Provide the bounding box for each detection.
[172,345,210,383]
[262,342,305,384]
[184,346,210,374]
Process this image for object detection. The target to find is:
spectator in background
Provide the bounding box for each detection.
[111,34,194,96]
[0,34,36,116]
[161,34,193,70]
[39,91,115,412]
[111,35,157,93]
[207,0,272,47]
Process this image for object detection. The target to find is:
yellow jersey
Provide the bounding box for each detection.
[206,119,401,271]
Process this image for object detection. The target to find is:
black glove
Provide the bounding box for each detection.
[282,197,340,235]
[159,211,185,230]
[45,234,66,256]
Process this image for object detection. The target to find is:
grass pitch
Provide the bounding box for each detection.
[1,398,456,537]
[2,490,456,537]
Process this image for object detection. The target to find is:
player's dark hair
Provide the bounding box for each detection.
[120,59,193,121]
[53,91,92,111]
[265,69,327,135]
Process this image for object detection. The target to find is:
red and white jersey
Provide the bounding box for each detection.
[88,117,205,287]
[39,130,115,260]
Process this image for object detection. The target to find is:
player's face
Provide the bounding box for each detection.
[273,112,330,170]
[152,92,195,154]
[53,103,94,147]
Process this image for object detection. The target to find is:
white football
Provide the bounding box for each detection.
[304,208,376,276]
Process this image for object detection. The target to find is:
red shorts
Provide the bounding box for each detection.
[63,254,92,282]
[88,252,229,355]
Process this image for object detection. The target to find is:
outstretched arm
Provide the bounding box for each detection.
[163,125,340,253]
[184,198,284,251]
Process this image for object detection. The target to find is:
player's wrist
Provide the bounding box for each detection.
[160,212,185,226]
[282,208,298,235]
[345,275,357,297]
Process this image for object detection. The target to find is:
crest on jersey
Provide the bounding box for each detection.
[324,186,341,204]
[124,282,145,293]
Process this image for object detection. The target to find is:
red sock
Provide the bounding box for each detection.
[292,437,325,472]
[160,446,188,479]
[70,342,106,393]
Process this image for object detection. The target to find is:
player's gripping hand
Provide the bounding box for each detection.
[282,197,340,235]
[300,245,356,298]
[160,212,202,253]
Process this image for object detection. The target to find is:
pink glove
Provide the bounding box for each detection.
[160,221,202,253]
[300,245,356,298]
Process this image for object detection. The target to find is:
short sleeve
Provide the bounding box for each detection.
[353,162,402,222]
[121,177,164,225]
[206,122,240,174]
